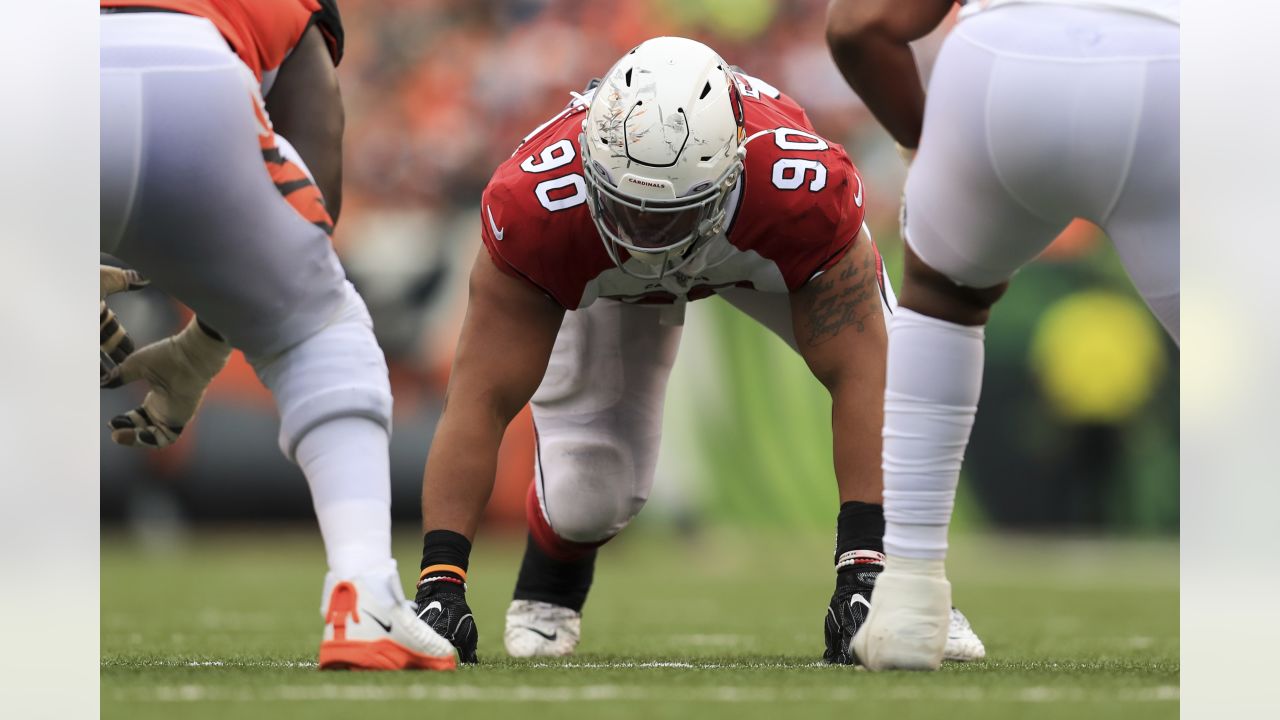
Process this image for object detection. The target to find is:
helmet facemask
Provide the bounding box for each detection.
[581,134,743,281]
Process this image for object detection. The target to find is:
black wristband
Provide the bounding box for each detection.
[835,501,885,561]
[421,529,472,573]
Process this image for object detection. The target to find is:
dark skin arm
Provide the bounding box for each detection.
[264,25,345,223]
[420,249,566,539]
[825,0,955,149]
[790,227,889,504]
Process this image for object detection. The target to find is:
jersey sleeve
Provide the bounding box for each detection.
[738,137,867,292]
[478,172,558,304]
[478,159,607,310]
[311,0,344,65]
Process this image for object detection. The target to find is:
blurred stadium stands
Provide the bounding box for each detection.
[100,0,1177,534]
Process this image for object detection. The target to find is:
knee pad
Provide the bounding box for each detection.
[532,432,648,545]
[525,483,605,562]
[250,283,393,460]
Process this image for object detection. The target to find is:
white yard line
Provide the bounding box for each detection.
[107,659,830,670]
[108,683,1180,704]
[516,661,833,670]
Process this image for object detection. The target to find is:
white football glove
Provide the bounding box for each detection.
[100,265,150,383]
[102,315,232,449]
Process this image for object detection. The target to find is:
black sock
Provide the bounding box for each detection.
[513,532,596,612]
[418,529,472,595]
[835,501,885,564]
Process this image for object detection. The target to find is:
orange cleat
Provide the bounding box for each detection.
[318,574,458,671]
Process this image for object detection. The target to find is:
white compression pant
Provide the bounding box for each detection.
[101,12,349,360]
[530,273,895,545]
[905,4,1179,341]
[101,13,396,583]
[883,5,1178,559]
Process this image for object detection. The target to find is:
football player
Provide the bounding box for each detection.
[826,0,1179,669]
[99,0,456,670]
[412,36,982,664]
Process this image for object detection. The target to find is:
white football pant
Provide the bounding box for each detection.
[905,4,1179,341]
[866,5,1178,670]
[100,12,396,594]
[529,258,895,546]
[885,1,1178,562]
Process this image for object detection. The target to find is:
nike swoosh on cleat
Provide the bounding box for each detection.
[516,626,558,641]
[363,609,392,633]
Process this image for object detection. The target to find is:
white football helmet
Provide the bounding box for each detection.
[579,37,747,279]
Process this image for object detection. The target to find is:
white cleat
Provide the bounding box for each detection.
[504,599,581,657]
[943,606,986,662]
[318,570,457,671]
[851,556,951,671]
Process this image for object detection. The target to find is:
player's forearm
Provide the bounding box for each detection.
[826,0,953,150]
[420,403,512,540]
[828,28,927,149]
[831,380,885,504]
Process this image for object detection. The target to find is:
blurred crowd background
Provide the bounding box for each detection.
[100,0,1178,540]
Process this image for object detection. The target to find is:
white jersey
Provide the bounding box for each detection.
[958,0,1179,25]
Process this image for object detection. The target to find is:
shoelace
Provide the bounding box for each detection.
[514,601,579,623]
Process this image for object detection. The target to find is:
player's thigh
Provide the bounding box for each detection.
[106,44,346,359]
[906,21,1073,288]
[1102,57,1180,344]
[531,301,681,538]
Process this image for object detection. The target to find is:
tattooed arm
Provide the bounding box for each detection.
[790,226,889,504]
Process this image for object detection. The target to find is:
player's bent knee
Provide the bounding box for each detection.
[548,499,642,544]
[537,438,648,544]
[249,284,393,461]
[899,244,1008,327]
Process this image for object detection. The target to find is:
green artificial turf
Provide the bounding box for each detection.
[102,525,1177,719]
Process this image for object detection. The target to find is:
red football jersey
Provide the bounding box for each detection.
[480,72,867,310]
[100,0,343,82]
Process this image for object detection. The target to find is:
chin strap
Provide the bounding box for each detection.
[739,128,776,156]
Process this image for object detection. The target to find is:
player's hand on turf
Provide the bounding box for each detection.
[100,265,150,384]
[823,562,883,665]
[415,582,479,664]
[102,316,232,449]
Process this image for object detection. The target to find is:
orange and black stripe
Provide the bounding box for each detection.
[262,145,334,236]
